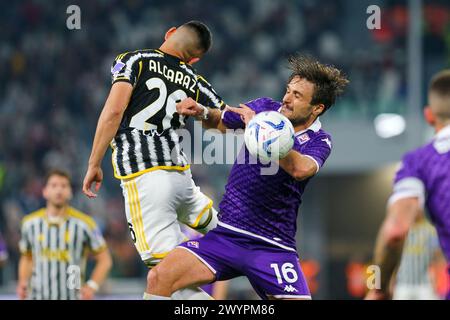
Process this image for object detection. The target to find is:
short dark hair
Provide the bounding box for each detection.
[45,169,71,185]
[182,20,213,53]
[429,69,450,97]
[288,54,349,114]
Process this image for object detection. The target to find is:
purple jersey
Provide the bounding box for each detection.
[219,97,332,251]
[393,125,450,262]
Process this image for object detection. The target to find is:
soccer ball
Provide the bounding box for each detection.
[244,111,295,161]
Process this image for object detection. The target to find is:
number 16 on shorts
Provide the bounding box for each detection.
[270,262,299,284]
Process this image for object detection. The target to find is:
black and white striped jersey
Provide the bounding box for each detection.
[19,207,106,300]
[396,219,440,286]
[110,49,225,179]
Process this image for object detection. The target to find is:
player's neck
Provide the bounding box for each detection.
[293,116,317,133]
[158,44,186,62]
[435,121,450,133]
[46,203,68,218]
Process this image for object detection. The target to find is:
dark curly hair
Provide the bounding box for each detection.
[288,54,349,115]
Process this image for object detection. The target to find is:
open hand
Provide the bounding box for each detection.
[225,104,255,125]
[82,166,103,198]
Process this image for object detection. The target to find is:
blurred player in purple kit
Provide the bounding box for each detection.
[366,70,450,300]
[145,55,349,300]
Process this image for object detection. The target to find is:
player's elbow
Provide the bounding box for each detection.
[107,106,125,119]
[291,164,316,181]
[291,169,309,181]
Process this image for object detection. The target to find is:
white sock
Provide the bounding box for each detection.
[171,287,213,300]
[143,292,171,300]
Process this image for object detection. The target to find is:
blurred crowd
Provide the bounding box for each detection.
[0,0,449,281]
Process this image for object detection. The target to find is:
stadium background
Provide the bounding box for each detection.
[0,0,449,299]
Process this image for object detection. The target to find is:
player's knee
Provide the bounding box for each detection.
[147,266,165,288]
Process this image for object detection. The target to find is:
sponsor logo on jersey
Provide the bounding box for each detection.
[297,133,310,144]
[187,241,199,249]
[322,138,332,149]
[111,61,126,74]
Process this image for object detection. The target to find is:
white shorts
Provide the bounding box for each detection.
[120,169,213,266]
[393,283,439,300]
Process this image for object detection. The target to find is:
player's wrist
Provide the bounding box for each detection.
[86,279,99,292]
[87,161,101,169]
[195,104,209,120]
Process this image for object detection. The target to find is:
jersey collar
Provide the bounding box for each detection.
[433,124,450,154]
[435,124,450,139]
[295,117,322,136]
[276,106,322,135]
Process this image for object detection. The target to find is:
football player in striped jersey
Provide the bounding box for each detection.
[17,169,112,300]
[82,21,225,300]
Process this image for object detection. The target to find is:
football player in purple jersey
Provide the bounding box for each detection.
[366,70,450,300]
[145,55,348,300]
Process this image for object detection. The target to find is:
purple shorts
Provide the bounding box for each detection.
[178,225,311,300]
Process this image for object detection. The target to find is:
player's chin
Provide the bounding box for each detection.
[280,108,295,121]
[51,198,68,207]
[280,108,291,118]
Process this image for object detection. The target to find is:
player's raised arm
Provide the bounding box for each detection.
[175,97,230,132]
[83,82,132,198]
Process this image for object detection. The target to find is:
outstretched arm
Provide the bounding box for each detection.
[82,82,132,198]
[176,97,230,132]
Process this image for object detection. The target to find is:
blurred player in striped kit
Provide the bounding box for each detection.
[17,170,112,300]
[393,217,443,300]
[367,70,450,300]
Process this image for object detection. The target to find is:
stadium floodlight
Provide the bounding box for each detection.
[374,113,406,139]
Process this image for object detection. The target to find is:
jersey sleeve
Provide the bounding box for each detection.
[294,132,332,174]
[388,151,426,207]
[394,151,423,183]
[18,221,32,255]
[84,220,107,254]
[111,52,141,86]
[196,75,225,109]
[221,97,280,129]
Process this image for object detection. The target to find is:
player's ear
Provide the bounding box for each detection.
[313,104,325,116]
[42,186,49,201]
[67,184,73,201]
[424,106,435,126]
[187,57,200,65]
[164,27,177,41]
